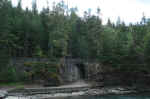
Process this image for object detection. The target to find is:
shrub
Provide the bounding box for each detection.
[23,62,62,85]
[0,66,18,82]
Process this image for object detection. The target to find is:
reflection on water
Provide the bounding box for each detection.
[5,94,150,99]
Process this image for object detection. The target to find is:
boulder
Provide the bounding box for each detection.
[0,90,7,99]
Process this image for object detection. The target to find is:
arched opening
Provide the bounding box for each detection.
[76,63,86,80]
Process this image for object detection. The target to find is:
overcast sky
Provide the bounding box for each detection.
[12,0,150,24]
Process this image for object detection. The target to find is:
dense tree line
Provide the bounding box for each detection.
[1,0,150,82]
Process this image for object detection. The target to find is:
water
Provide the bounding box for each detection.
[5,94,150,99]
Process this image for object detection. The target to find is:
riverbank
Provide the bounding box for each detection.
[3,86,150,99]
[1,81,150,99]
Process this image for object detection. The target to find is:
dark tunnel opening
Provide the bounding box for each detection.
[76,63,86,80]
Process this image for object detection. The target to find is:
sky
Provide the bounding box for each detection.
[12,0,150,24]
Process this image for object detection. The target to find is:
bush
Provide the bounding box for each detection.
[0,66,18,82]
[23,62,62,85]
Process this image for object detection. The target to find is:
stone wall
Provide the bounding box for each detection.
[59,58,82,83]
[9,57,51,73]
[10,57,50,66]
[9,57,104,84]
[85,63,103,82]
[9,58,89,83]
[59,59,104,83]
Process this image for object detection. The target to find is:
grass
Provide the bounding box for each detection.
[0,82,25,89]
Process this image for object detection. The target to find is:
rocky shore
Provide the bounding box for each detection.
[86,87,136,96]
[2,86,150,99]
[0,90,7,99]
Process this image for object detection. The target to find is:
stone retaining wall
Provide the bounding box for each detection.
[9,57,103,84]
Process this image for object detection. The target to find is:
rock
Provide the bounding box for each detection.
[0,90,8,99]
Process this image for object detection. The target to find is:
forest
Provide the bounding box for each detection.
[1,0,150,84]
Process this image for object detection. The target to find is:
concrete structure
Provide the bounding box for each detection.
[9,57,102,83]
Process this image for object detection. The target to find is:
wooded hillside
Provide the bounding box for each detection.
[1,0,150,83]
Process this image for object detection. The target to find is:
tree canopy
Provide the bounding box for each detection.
[0,0,150,68]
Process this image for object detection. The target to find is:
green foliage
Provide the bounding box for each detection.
[33,46,45,57]
[23,62,61,83]
[1,0,150,84]
[0,48,9,68]
[0,66,18,82]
